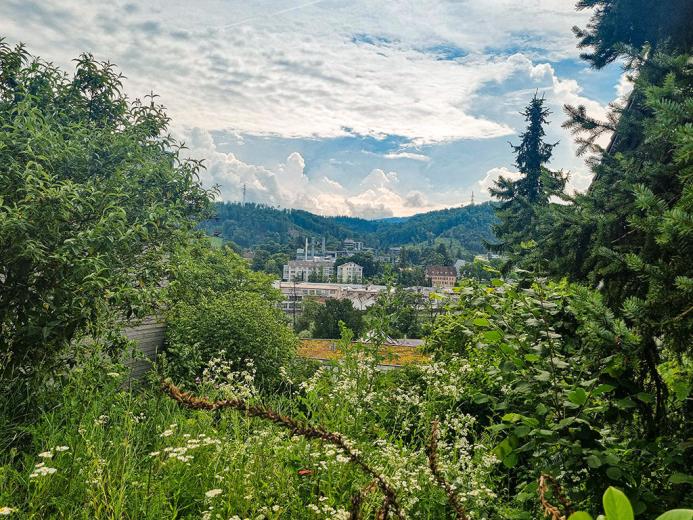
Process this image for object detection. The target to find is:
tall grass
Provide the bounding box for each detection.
[0,340,502,519]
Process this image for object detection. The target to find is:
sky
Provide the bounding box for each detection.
[1,0,630,218]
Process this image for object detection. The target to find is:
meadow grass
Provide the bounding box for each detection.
[0,345,501,519]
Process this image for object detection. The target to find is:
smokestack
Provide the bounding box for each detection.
[305,237,308,261]
[311,237,315,258]
[322,236,325,256]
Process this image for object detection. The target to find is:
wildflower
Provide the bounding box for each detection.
[160,429,174,437]
[205,488,223,498]
[148,451,160,457]
[0,507,18,515]
[55,446,69,452]
[38,451,53,459]
[30,464,57,478]
[107,372,120,378]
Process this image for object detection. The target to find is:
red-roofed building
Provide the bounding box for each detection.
[425,265,457,288]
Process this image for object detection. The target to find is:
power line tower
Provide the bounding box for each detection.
[470,191,475,206]
[242,183,246,206]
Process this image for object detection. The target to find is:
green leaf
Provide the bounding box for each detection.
[669,473,693,485]
[473,393,490,404]
[473,317,490,327]
[555,417,575,429]
[524,353,540,362]
[606,467,622,480]
[568,513,593,520]
[492,435,518,461]
[635,392,654,403]
[502,452,519,468]
[593,384,616,395]
[615,398,636,409]
[586,454,602,468]
[602,487,634,520]
[535,370,551,382]
[483,330,503,343]
[568,387,588,406]
[655,510,693,520]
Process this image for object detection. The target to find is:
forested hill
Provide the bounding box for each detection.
[202,201,497,252]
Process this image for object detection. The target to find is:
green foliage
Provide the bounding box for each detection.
[489,94,568,263]
[162,242,295,389]
[300,299,365,339]
[203,200,497,253]
[165,241,276,304]
[164,292,296,390]
[603,487,635,520]
[535,53,693,435]
[0,39,212,421]
[365,287,426,339]
[569,487,692,520]
[426,276,690,516]
[573,0,693,69]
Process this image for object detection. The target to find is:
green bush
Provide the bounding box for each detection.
[163,291,297,390]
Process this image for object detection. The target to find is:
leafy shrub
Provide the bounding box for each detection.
[163,291,297,390]
[0,40,212,379]
[426,275,691,517]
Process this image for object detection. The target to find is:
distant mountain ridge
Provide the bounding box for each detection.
[202,201,497,253]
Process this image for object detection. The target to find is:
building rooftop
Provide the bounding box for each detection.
[425,265,457,277]
[287,260,335,267]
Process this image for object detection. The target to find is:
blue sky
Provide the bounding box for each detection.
[0,0,629,217]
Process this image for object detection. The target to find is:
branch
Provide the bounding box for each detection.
[538,474,573,520]
[162,380,404,518]
[426,420,469,520]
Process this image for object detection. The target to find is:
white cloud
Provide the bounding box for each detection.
[384,152,431,162]
[0,0,621,215]
[360,169,399,189]
[477,166,521,200]
[184,127,439,218]
[0,0,595,144]
[616,71,635,102]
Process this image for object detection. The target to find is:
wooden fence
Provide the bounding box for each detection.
[122,317,166,380]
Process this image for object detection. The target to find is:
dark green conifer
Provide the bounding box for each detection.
[489,95,566,264]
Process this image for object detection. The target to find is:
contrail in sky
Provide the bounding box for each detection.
[217,0,326,30]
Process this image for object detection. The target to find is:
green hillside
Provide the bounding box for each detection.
[202,201,497,253]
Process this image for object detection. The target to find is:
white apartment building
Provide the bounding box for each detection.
[336,262,363,283]
[282,260,334,282]
[272,281,386,313]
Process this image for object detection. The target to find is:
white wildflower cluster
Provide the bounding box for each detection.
[160,423,177,437]
[202,357,257,400]
[94,414,109,426]
[306,499,349,519]
[368,440,425,512]
[419,357,472,399]
[130,411,147,424]
[256,505,281,515]
[278,366,294,386]
[298,366,327,393]
[204,488,223,498]
[29,445,70,479]
[423,416,499,514]
[155,432,222,464]
[0,506,18,515]
[29,462,57,478]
